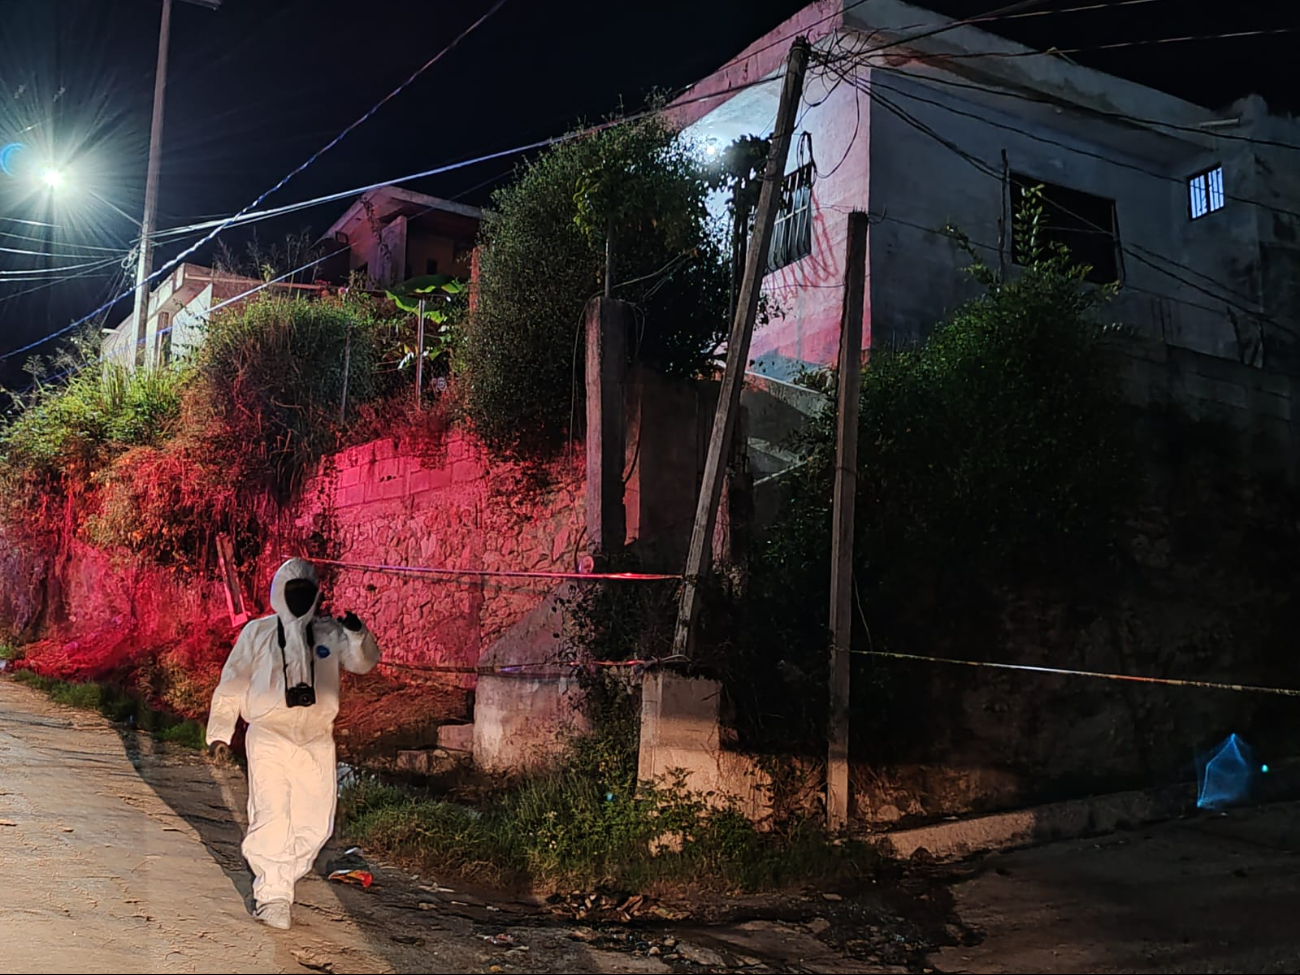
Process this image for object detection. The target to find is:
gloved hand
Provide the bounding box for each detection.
[208,742,232,765]
[339,611,364,632]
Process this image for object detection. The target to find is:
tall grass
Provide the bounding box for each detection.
[9,670,207,750]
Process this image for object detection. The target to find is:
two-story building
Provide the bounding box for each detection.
[100,263,284,370]
[674,0,1300,381]
[101,186,484,371]
[317,185,482,288]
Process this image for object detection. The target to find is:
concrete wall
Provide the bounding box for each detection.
[286,430,585,676]
[1111,337,1300,476]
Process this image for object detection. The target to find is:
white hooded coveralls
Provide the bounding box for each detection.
[207,558,380,906]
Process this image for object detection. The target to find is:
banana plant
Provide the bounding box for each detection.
[385,275,467,371]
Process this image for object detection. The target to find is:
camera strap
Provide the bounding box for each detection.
[277,617,317,689]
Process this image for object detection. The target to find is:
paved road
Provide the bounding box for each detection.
[7,675,1300,974]
[933,801,1300,973]
[0,679,672,975]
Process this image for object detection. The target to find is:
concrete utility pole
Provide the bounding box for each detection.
[826,211,869,832]
[129,0,222,367]
[671,38,811,657]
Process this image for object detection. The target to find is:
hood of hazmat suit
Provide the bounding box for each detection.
[206,558,381,909]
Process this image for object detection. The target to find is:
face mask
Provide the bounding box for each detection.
[284,579,318,619]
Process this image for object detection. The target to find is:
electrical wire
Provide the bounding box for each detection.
[0,1,509,361]
[818,61,1297,340]
[904,71,1300,153]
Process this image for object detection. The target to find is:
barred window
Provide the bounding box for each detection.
[1188,165,1225,220]
[768,163,813,271]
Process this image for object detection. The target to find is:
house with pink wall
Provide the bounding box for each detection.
[673,0,1300,382]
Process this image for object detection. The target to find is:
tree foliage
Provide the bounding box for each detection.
[463,114,730,456]
[712,207,1137,753]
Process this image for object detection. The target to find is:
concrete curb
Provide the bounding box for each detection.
[871,761,1300,862]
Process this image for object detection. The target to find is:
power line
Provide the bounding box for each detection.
[1,3,509,361]
[933,26,1297,59]
[900,70,1300,153]
[0,257,124,305]
[819,61,1297,339]
[858,70,1300,223]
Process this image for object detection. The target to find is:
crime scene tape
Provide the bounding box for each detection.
[850,648,1300,698]
[306,556,681,583]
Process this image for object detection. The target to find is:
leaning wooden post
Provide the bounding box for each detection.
[671,37,811,656]
[827,211,869,832]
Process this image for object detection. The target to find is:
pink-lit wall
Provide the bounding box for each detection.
[670,0,870,378]
[6,429,585,694]
[286,431,584,677]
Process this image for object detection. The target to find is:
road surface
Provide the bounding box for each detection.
[933,800,1300,973]
[5,676,1300,974]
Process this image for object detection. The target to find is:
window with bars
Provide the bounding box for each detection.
[767,163,814,271]
[1188,165,1225,220]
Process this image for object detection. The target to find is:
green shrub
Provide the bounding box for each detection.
[715,232,1137,755]
[340,678,873,892]
[464,113,730,457]
[0,361,187,524]
[8,670,206,749]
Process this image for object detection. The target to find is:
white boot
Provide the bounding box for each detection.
[255,900,292,930]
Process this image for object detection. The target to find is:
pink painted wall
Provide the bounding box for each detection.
[283,430,585,678]
[7,428,585,706]
[670,0,871,377]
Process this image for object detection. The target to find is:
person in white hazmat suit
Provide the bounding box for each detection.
[206,557,380,931]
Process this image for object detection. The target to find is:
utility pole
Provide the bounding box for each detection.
[827,211,869,832]
[129,0,222,367]
[672,38,811,656]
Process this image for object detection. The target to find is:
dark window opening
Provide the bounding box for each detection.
[768,163,814,272]
[426,258,439,276]
[156,312,172,367]
[1188,165,1225,219]
[1010,175,1120,284]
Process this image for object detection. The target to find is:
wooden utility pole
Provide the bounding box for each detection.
[827,211,869,831]
[672,37,811,656]
[129,0,222,366]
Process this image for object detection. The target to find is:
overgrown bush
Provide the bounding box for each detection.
[464,114,730,457]
[2,291,411,568]
[713,232,1137,755]
[340,678,871,892]
[0,362,186,529]
[195,293,392,502]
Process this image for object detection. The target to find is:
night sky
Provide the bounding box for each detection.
[0,0,1294,381]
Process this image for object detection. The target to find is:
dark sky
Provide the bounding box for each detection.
[0,0,1294,380]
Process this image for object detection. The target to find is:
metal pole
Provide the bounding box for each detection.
[672,38,811,657]
[339,324,352,425]
[130,0,173,369]
[827,211,869,832]
[415,299,426,410]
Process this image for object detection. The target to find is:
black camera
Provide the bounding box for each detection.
[285,683,317,709]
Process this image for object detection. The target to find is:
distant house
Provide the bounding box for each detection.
[100,263,306,371]
[674,0,1300,380]
[317,186,482,288]
[101,186,484,373]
